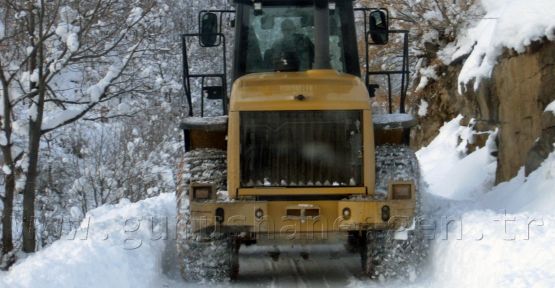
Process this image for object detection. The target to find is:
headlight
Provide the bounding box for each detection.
[391,183,412,200]
[190,183,215,201]
[255,208,264,219]
[342,207,351,220]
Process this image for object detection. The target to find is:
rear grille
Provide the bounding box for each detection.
[240,110,362,188]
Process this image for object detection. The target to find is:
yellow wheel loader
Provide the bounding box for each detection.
[176,0,425,281]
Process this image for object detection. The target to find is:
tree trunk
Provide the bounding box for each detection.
[22,5,45,253]
[1,165,15,255]
[22,102,42,252]
[0,85,15,255]
[0,48,15,256]
[22,128,41,252]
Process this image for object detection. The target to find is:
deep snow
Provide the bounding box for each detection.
[409,117,555,287]
[0,194,178,288]
[416,115,498,200]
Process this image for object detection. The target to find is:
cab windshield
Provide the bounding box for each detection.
[242,4,346,73]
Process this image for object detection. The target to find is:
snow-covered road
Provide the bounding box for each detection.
[233,244,359,288]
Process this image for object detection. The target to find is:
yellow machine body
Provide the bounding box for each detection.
[189,69,417,237]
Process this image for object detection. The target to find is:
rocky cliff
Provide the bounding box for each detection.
[411,40,555,183]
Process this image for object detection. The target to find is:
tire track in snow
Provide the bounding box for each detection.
[232,244,359,287]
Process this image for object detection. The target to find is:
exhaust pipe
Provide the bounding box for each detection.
[313,0,331,69]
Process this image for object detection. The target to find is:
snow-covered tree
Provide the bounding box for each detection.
[0,0,171,255]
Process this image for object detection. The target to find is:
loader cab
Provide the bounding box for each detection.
[188,0,408,119]
[231,0,361,79]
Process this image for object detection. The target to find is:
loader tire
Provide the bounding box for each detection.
[374,145,420,196]
[361,145,428,280]
[178,230,239,282]
[361,228,427,280]
[176,149,238,282]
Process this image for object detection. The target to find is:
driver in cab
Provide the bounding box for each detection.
[265,19,315,72]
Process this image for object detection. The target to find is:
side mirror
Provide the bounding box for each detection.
[261,15,274,30]
[200,12,219,47]
[369,10,388,45]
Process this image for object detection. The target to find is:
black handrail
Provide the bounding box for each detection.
[181,32,229,117]
[354,8,410,114]
[181,10,236,118]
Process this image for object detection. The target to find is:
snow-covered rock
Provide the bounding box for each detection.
[416,66,438,92]
[450,0,555,92]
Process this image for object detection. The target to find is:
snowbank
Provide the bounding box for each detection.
[415,116,555,287]
[445,0,555,92]
[481,154,555,214]
[424,210,555,287]
[416,115,497,200]
[422,151,555,287]
[1,194,177,288]
[417,114,555,214]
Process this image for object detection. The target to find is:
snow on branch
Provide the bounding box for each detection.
[86,49,135,102]
[41,109,83,131]
[41,43,141,134]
